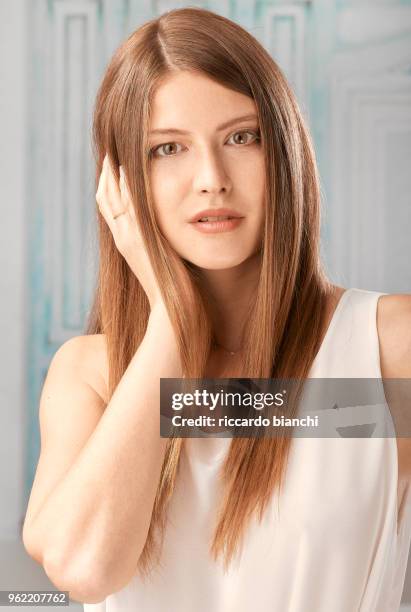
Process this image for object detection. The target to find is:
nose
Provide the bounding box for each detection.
[192,146,232,195]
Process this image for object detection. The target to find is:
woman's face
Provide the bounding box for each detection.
[147,70,266,270]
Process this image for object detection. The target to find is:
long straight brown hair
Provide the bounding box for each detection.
[87,7,332,576]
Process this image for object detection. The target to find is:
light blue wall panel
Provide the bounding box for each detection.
[26,0,411,508]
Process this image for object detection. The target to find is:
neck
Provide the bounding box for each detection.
[199,252,261,351]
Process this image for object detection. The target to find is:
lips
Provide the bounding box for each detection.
[189,208,244,223]
[191,216,244,234]
[198,215,233,222]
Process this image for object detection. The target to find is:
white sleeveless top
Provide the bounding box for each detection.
[83,288,411,611]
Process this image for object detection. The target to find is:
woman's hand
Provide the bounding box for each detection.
[96,154,164,311]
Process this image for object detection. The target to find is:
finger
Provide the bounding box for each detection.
[119,166,137,223]
[96,156,116,226]
[105,156,126,217]
[95,154,108,204]
[104,163,134,247]
[97,157,128,244]
[119,166,131,204]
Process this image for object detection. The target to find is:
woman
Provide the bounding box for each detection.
[22,7,411,611]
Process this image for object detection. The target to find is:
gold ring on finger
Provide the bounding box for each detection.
[113,210,127,220]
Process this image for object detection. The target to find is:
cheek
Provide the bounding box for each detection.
[243,161,266,222]
[149,169,183,233]
[245,156,265,190]
[233,152,265,195]
[152,204,177,240]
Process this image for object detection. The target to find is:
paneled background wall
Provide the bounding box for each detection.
[2,0,410,600]
[23,1,411,507]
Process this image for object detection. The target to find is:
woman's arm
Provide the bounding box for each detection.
[22,304,182,604]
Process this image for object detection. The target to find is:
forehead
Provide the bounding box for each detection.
[149,71,257,132]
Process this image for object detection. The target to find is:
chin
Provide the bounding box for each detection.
[181,252,253,271]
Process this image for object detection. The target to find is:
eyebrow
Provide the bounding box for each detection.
[148,113,259,136]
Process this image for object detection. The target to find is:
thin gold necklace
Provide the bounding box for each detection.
[212,341,241,356]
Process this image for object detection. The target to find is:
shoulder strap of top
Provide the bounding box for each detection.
[311,288,388,378]
[345,288,388,377]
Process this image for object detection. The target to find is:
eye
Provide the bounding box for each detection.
[227,129,261,146]
[148,129,261,159]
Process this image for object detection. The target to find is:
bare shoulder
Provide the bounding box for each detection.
[376,293,411,378]
[55,334,109,405]
[23,334,109,553]
[376,293,411,481]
